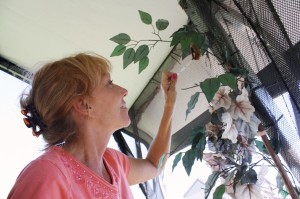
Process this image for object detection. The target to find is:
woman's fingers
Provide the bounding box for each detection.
[161,71,177,92]
[168,73,177,91]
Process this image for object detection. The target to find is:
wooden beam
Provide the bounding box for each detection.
[262,135,298,199]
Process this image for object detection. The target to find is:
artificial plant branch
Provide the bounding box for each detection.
[181,84,201,90]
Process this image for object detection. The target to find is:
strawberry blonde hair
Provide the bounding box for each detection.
[20,52,111,148]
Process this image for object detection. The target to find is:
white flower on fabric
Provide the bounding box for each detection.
[239,87,249,99]
[234,184,262,199]
[203,153,226,172]
[221,112,238,143]
[210,86,231,111]
[234,114,261,139]
[222,176,235,194]
[228,88,255,122]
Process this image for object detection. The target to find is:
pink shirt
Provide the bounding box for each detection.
[8,146,134,199]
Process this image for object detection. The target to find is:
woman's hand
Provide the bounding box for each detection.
[161,71,178,109]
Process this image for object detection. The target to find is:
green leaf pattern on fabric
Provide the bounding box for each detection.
[110,33,131,45]
[123,48,135,69]
[138,10,152,24]
[186,92,200,120]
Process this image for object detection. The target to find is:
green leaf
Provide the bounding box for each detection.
[200,78,221,103]
[280,189,289,199]
[134,45,149,63]
[218,73,237,90]
[195,135,206,161]
[170,28,186,46]
[110,33,131,45]
[189,126,205,144]
[185,92,200,120]
[189,126,206,161]
[205,171,220,198]
[123,48,135,69]
[156,19,169,31]
[180,35,193,60]
[172,152,183,172]
[240,168,258,185]
[138,10,152,25]
[255,140,269,155]
[182,31,206,59]
[110,44,126,57]
[213,184,226,199]
[255,137,281,155]
[158,153,168,170]
[191,32,205,50]
[138,57,149,74]
[182,149,196,176]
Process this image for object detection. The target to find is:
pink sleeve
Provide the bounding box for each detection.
[8,159,71,199]
[106,148,130,176]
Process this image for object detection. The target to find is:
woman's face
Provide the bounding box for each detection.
[88,73,131,130]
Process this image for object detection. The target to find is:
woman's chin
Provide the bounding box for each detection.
[117,118,131,129]
[123,119,131,127]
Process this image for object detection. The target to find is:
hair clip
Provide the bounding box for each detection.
[21,109,42,137]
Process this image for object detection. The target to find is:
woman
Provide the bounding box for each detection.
[8,52,178,198]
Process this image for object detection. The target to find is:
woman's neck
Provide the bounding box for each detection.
[63,129,112,183]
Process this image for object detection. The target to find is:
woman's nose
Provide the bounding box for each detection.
[121,87,128,96]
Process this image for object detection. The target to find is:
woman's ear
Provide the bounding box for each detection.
[72,96,90,116]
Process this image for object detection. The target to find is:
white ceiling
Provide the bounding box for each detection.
[0,0,188,109]
[1,0,224,143]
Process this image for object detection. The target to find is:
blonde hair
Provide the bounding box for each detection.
[20,52,111,148]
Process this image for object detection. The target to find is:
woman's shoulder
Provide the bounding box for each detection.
[104,147,128,161]
[104,148,130,174]
[19,146,69,178]
[7,146,71,199]
[104,147,120,155]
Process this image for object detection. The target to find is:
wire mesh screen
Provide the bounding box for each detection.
[232,0,300,109]
[180,0,300,185]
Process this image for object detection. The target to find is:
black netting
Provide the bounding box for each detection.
[272,0,300,45]
[232,0,300,110]
[180,0,300,186]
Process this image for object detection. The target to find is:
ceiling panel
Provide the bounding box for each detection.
[0,0,188,108]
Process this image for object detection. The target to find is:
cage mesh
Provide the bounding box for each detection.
[180,0,300,185]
